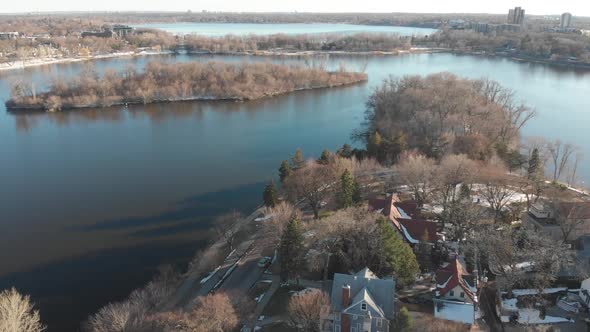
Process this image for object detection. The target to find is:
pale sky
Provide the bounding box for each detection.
[2,0,590,16]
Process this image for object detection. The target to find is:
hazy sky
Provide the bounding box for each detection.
[3,0,590,16]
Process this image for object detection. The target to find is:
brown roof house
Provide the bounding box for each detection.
[434,257,479,324]
[369,194,440,245]
[321,268,396,332]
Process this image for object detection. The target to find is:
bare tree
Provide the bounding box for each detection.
[153,292,239,332]
[263,201,299,244]
[0,288,45,332]
[284,162,336,219]
[288,290,330,332]
[547,139,576,182]
[468,227,573,293]
[477,166,517,222]
[394,151,436,205]
[213,211,242,252]
[552,202,590,243]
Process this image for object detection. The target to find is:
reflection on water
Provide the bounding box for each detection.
[1,52,589,331]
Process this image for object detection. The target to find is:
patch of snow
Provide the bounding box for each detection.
[292,288,321,297]
[200,266,221,284]
[254,214,274,222]
[515,309,573,324]
[400,224,419,244]
[512,288,568,296]
[437,276,452,289]
[502,298,518,311]
[397,206,412,219]
[434,299,475,324]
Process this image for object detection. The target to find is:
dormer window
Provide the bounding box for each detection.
[361,303,367,311]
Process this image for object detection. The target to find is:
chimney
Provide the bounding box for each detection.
[342,284,351,307]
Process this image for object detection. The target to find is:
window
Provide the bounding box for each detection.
[334,324,340,332]
[361,302,367,311]
[353,314,358,320]
[376,319,382,327]
[449,290,454,297]
[460,292,465,298]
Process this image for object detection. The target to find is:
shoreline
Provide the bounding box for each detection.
[449,50,590,70]
[0,50,174,72]
[0,47,444,73]
[3,47,589,73]
[6,79,368,112]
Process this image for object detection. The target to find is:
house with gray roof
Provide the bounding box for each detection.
[321,268,396,332]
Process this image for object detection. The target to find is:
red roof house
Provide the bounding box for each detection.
[369,194,440,244]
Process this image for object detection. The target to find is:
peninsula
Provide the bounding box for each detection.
[5,61,367,111]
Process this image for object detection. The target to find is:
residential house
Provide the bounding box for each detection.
[434,257,478,324]
[525,200,590,242]
[369,194,440,245]
[322,268,396,332]
[112,25,133,38]
[0,32,19,40]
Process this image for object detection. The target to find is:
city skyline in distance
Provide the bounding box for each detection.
[1,0,590,16]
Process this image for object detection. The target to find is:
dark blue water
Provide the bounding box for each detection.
[0,52,589,331]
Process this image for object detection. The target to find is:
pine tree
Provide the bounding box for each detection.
[318,149,331,165]
[279,218,304,282]
[339,169,355,208]
[292,148,305,169]
[528,148,541,179]
[459,183,471,201]
[263,180,278,207]
[279,160,293,183]
[377,217,420,287]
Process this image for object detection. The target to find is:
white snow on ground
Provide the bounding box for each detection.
[434,300,475,324]
[200,266,221,284]
[511,288,568,296]
[501,309,573,324]
[502,298,518,311]
[292,288,320,297]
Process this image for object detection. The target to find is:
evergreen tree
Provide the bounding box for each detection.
[528,148,541,179]
[459,183,471,201]
[337,144,353,158]
[279,218,304,282]
[318,149,331,165]
[392,307,414,332]
[377,217,420,286]
[263,180,278,207]
[292,148,305,169]
[339,169,355,208]
[279,160,293,183]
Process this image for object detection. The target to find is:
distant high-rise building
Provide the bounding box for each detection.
[561,12,573,29]
[507,7,525,25]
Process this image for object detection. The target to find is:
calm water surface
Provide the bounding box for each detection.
[131,22,437,36]
[1,52,589,330]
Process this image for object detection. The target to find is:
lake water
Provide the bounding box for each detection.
[131,22,437,36]
[1,52,589,330]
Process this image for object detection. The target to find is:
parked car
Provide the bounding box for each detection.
[257,256,271,268]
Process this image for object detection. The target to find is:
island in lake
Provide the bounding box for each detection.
[5,61,367,112]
